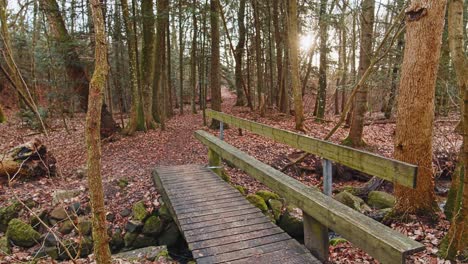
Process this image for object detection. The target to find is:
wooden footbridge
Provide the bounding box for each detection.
[152,110,425,264]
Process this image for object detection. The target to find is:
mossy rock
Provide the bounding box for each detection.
[157,204,172,222]
[246,194,268,212]
[113,245,168,261]
[58,220,75,235]
[0,201,21,232]
[49,206,68,221]
[6,218,41,248]
[132,201,148,221]
[0,236,10,255]
[34,246,59,260]
[234,185,247,195]
[278,209,303,240]
[31,210,49,231]
[78,218,92,236]
[330,237,348,246]
[124,232,138,248]
[132,234,158,248]
[142,216,163,235]
[117,178,129,188]
[256,190,280,203]
[334,191,371,213]
[368,191,396,209]
[268,199,283,221]
[58,237,93,260]
[158,222,180,247]
[110,229,124,253]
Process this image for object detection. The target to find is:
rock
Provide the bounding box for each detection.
[125,220,143,233]
[49,207,68,221]
[34,246,59,260]
[78,219,92,236]
[68,202,81,215]
[132,234,158,248]
[158,222,180,247]
[120,208,132,217]
[41,232,58,247]
[0,201,21,232]
[367,208,392,222]
[110,229,124,253]
[132,201,148,221]
[52,189,81,205]
[58,238,93,260]
[256,190,280,203]
[113,245,168,262]
[124,232,138,248]
[368,191,396,209]
[246,194,268,212]
[117,178,129,188]
[30,210,49,231]
[106,212,116,222]
[59,220,75,235]
[234,185,246,195]
[142,216,163,235]
[268,199,283,221]
[0,236,10,255]
[330,237,348,246]
[278,209,303,240]
[6,218,41,248]
[334,191,371,213]
[157,204,172,222]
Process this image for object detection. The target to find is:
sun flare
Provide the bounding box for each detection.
[299,33,315,51]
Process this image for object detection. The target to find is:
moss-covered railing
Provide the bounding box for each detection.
[195,113,424,263]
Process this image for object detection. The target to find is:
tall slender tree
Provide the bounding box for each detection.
[209,0,221,128]
[86,0,111,262]
[288,0,305,131]
[141,0,156,129]
[393,0,447,216]
[234,0,246,106]
[252,0,265,116]
[190,0,198,114]
[315,0,328,119]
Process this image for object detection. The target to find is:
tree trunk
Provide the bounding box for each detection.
[121,0,146,135]
[439,0,468,260]
[393,0,447,216]
[141,0,156,129]
[191,0,198,114]
[287,0,305,131]
[0,103,5,123]
[252,0,265,117]
[273,0,286,113]
[154,0,169,130]
[209,0,221,128]
[86,0,111,261]
[234,0,246,106]
[179,0,184,115]
[315,0,328,120]
[346,0,374,147]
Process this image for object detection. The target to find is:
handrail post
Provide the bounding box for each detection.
[219,121,224,140]
[322,159,332,196]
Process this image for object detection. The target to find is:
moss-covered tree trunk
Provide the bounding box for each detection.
[141,0,157,129]
[346,0,374,147]
[121,0,146,135]
[234,0,246,106]
[393,0,447,216]
[209,0,221,129]
[154,0,169,130]
[0,103,5,123]
[315,0,328,120]
[439,0,468,260]
[86,0,111,262]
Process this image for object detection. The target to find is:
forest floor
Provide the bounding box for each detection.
[0,88,460,263]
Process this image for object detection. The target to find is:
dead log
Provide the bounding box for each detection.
[0,139,56,180]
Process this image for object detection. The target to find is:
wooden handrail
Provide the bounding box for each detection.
[195,130,425,263]
[206,109,418,188]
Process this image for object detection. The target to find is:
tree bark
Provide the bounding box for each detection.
[252,0,265,117]
[86,0,111,262]
[121,0,146,135]
[393,0,447,216]
[440,0,468,260]
[315,0,328,119]
[287,0,305,131]
[179,0,184,115]
[234,0,246,106]
[154,0,169,130]
[273,0,286,113]
[209,0,221,128]
[346,0,374,147]
[191,0,198,114]
[0,103,5,123]
[141,0,157,129]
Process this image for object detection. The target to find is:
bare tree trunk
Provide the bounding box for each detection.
[86,0,111,262]
[273,0,286,113]
[191,0,198,114]
[393,0,447,216]
[141,0,156,129]
[345,0,375,147]
[316,0,328,119]
[252,0,265,117]
[288,0,305,131]
[234,0,246,106]
[179,0,184,115]
[0,103,5,123]
[209,0,221,128]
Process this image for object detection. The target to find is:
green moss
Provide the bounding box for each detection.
[117,178,129,188]
[136,104,146,131]
[330,237,348,246]
[278,209,303,240]
[156,249,170,259]
[0,104,6,123]
[334,191,371,213]
[6,218,41,248]
[368,191,396,209]
[142,216,162,235]
[0,201,21,232]
[256,190,280,202]
[78,218,92,236]
[246,194,268,212]
[157,204,172,222]
[0,236,10,254]
[132,201,148,221]
[444,164,463,220]
[59,220,75,235]
[234,185,246,195]
[268,199,283,221]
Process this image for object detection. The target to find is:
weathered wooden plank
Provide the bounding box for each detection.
[227,243,317,264]
[171,192,241,208]
[186,222,276,243]
[173,199,250,215]
[178,207,261,226]
[181,211,266,231]
[196,239,306,264]
[164,181,228,192]
[184,217,270,237]
[173,195,248,211]
[194,131,425,263]
[177,204,254,220]
[189,227,283,250]
[165,185,236,199]
[206,109,418,188]
[303,212,328,262]
[191,233,291,259]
